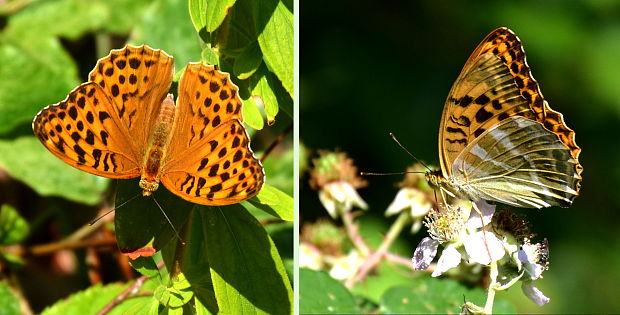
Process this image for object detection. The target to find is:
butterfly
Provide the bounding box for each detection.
[33,45,265,206]
[426,27,582,209]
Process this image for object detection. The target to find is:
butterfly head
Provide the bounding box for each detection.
[139,178,160,196]
[425,170,444,189]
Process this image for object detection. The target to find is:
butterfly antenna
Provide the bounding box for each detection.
[150,196,186,245]
[360,171,424,176]
[89,193,141,225]
[389,132,432,171]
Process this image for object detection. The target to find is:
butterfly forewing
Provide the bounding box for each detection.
[89,45,174,155]
[33,82,141,178]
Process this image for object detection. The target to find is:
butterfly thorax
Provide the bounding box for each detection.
[139,94,176,196]
[425,170,480,203]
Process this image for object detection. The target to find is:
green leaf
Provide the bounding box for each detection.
[380,278,516,314]
[154,273,194,308]
[108,296,158,315]
[5,0,107,40]
[189,0,207,33]
[253,0,293,96]
[40,283,130,315]
[130,0,201,70]
[242,95,265,130]
[0,282,20,315]
[0,205,29,245]
[250,67,279,123]
[205,0,238,32]
[100,0,154,34]
[247,184,293,221]
[0,38,79,135]
[114,179,192,255]
[299,268,358,314]
[200,46,220,66]
[130,256,162,279]
[234,41,263,79]
[0,137,109,205]
[201,204,293,314]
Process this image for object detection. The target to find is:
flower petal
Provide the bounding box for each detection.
[386,188,412,216]
[467,200,495,229]
[463,231,505,265]
[522,281,550,306]
[432,244,461,277]
[412,237,438,270]
[318,188,339,218]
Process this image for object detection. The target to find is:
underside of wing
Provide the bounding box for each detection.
[451,116,580,208]
[161,120,265,205]
[33,83,141,178]
[439,27,582,180]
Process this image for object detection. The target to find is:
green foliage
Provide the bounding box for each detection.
[299,268,358,314]
[0,205,29,245]
[0,282,20,315]
[40,283,131,315]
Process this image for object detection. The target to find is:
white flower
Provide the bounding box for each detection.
[328,250,364,281]
[518,239,549,280]
[412,200,506,276]
[319,181,367,219]
[522,281,550,306]
[299,243,323,270]
[386,187,432,218]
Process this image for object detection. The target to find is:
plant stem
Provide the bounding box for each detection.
[345,211,410,287]
[484,260,499,314]
[341,210,370,257]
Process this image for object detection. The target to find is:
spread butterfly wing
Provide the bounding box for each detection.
[451,116,580,208]
[33,83,141,178]
[89,45,174,153]
[161,63,265,205]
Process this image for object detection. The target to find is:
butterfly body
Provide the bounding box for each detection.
[139,94,176,196]
[33,45,265,205]
[430,28,582,209]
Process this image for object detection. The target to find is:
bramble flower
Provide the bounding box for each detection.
[309,151,367,218]
[412,200,505,277]
[385,164,433,233]
[327,250,365,281]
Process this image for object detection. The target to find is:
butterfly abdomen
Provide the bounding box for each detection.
[140,94,176,195]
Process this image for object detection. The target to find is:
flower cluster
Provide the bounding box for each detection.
[412,200,550,306]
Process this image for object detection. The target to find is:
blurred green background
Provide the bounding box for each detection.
[301,1,620,313]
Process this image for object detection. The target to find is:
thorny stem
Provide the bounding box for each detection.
[345,211,411,287]
[484,260,499,314]
[341,211,370,257]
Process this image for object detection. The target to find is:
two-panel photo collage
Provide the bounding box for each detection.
[0,0,617,314]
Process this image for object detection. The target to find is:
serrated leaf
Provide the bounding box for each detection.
[0,38,79,135]
[129,0,201,70]
[254,0,293,96]
[0,137,109,205]
[234,42,262,79]
[189,0,207,33]
[201,204,293,314]
[299,268,358,314]
[0,205,29,245]
[40,283,130,315]
[0,282,20,315]
[247,184,293,221]
[242,96,264,130]
[205,0,238,32]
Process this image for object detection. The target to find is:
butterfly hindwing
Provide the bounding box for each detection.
[161,120,265,205]
[451,116,580,208]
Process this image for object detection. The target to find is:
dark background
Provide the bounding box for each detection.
[300,1,620,313]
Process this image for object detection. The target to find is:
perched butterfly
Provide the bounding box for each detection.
[426,27,582,209]
[33,45,265,206]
